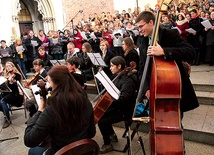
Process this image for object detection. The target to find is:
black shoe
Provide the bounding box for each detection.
[99,144,113,154]
[110,134,118,142]
[3,119,11,129]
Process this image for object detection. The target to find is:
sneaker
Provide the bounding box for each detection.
[3,119,11,129]
[110,134,118,142]
[99,144,113,154]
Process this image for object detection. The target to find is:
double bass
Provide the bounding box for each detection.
[133,0,184,154]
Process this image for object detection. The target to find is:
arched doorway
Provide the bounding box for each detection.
[18,1,34,36]
[17,0,56,36]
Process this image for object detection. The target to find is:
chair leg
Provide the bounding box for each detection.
[121,121,142,153]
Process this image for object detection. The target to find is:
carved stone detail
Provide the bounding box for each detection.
[42,17,55,23]
[17,1,21,13]
[34,0,45,16]
[12,15,19,22]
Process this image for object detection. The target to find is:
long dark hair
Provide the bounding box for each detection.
[47,65,88,130]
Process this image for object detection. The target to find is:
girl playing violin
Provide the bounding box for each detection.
[0,61,24,128]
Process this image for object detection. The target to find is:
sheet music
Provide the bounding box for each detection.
[52,38,59,44]
[16,81,30,99]
[16,45,24,52]
[31,40,38,46]
[31,84,41,106]
[87,53,107,67]
[1,50,9,57]
[42,42,49,47]
[80,32,88,40]
[0,77,12,93]
[89,33,97,39]
[95,70,120,100]
[50,59,66,66]
[132,30,139,36]
[57,59,66,65]
[0,76,7,85]
[185,28,196,34]
[172,27,182,34]
[50,60,60,66]
[201,20,212,29]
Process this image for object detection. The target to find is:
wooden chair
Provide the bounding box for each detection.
[54,139,99,155]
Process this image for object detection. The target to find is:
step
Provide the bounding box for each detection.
[195,90,214,105]
[193,84,214,92]
[113,103,214,146]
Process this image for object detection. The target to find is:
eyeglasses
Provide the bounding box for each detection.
[138,23,147,29]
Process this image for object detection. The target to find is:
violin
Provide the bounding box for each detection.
[24,72,40,87]
[6,70,16,84]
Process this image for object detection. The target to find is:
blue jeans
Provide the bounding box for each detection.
[0,98,10,120]
[28,146,49,155]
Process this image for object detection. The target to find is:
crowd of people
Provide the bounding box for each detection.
[0,0,212,154]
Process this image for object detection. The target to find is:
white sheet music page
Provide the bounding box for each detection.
[0,76,7,85]
[31,85,41,106]
[95,70,120,100]
[50,60,60,66]
[201,20,212,29]
[57,59,66,65]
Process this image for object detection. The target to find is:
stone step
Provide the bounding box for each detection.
[195,90,214,105]
[113,102,214,146]
[193,84,214,92]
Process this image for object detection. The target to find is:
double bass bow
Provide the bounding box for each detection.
[132,0,184,154]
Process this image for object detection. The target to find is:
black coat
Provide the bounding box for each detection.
[205,19,214,46]
[187,17,204,48]
[2,73,24,107]
[138,27,199,112]
[110,74,137,119]
[101,50,115,77]
[24,98,95,153]
[25,36,42,60]
[124,48,139,71]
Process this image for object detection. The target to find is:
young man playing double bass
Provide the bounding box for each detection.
[135,11,199,154]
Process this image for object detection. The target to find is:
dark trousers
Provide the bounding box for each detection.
[98,108,124,145]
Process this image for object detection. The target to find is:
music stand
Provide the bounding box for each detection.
[87,53,107,94]
[0,77,19,142]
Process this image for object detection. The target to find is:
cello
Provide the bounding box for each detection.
[133,0,184,154]
[93,61,136,124]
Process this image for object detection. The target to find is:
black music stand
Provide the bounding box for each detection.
[87,52,107,94]
[0,77,19,142]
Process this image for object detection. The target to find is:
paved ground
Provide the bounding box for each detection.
[0,64,214,155]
